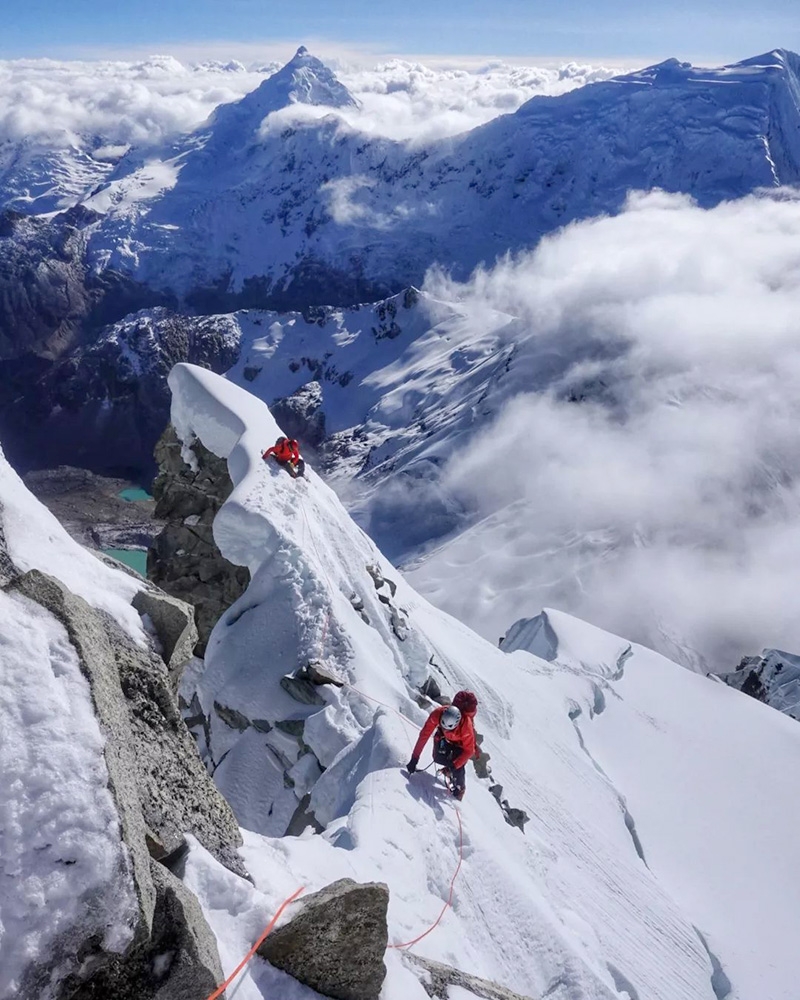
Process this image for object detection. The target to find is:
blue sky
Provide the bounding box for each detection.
[1,0,798,62]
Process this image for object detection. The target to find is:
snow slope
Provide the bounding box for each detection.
[171,363,800,1000]
[0,445,143,637]
[0,133,119,215]
[75,49,800,306]
[220,288,517,553]
[0,589,137,1000]
[0,446,150,996]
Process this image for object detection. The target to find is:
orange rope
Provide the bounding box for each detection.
[206,887,305,1000]
[293,497,464,953]
[388,805,464,949]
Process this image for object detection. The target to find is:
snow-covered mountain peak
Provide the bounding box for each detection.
[205,45,357,143]
[609,48,800,88]
[262,45,358,109]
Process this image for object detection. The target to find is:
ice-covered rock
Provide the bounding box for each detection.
[80,49,800,309]
[716,648,800,721]
[405,954,535,1000]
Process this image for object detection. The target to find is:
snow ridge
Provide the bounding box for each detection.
[170,363,800,1000]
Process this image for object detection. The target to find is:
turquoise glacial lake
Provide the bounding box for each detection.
[119,487,153,501]
[103,548,147,576]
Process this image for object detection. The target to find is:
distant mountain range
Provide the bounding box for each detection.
[0,46,798,474]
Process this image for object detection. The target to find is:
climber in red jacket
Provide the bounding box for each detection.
[406,689,478,800]
[262,436,305,478]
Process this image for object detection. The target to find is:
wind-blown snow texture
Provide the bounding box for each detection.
[173,364,800,1000]
[70,48,800,307]
[0,590,137,1000]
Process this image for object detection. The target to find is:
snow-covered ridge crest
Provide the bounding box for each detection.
[171,362,800,1000]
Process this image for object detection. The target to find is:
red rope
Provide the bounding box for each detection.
[205,887,305,1000]
[388,805,464,950]
[342,681,419,734]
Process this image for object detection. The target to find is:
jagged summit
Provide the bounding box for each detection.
[205,45,357,143]
[262,45,358,109]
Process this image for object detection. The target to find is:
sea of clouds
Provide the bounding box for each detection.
[6,48,796,675]
[0,52,623,148]
[406,189,800,673]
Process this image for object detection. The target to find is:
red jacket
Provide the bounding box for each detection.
[263,438,300,463]
[412,704,476,770]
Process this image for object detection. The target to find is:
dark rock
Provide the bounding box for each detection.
[489,783,529,833]
[405,953,534,1000]
[0,512,18,586]
[270,380,326,448]
[10,569,246,878]
[274,719,306,739]
[305,661,344,687]
[365,563,396,597]
[715,648,800,721]
[49,861,223,1000]
[473,731,492,780]
[419,676,441,701]
[281,671,327,706]
[349,591,370,623]
[148,425,250,652]
[258,878,389,1000]
[214,700,253,732]
[285,793,325,837]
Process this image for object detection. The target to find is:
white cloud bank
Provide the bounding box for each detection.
[0,53,624,148]
[408,189,800,672]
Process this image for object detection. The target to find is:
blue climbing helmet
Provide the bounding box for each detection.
[440,705,462,731]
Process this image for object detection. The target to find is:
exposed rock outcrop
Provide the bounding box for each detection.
[4,566,241,997]
[0,514,16,585]
[405,954,534,1000]
[148,425,250,652]
[715,648,800,721]
[37,862,223,1000]
[258,879,389,1000]
[10,569,245,877]
[132,589,198,690]
[269,379,326,448]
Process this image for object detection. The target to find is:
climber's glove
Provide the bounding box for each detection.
[406,756,419,774]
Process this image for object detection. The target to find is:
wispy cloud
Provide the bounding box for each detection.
[407,189,800,671]
[0,52,626,147]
